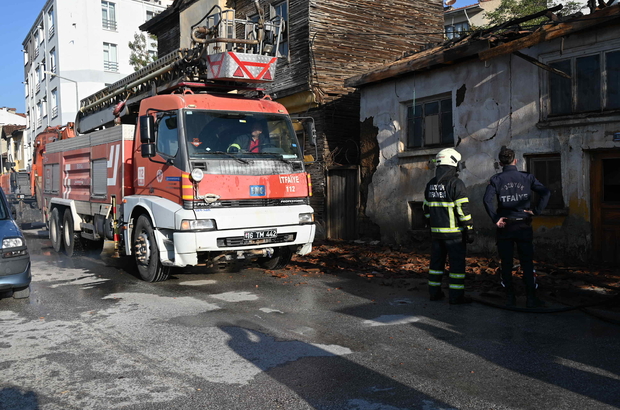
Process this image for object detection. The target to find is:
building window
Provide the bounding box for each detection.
[272,1,288,57]
[102,1,117,31]
[146,10,157,21]
[548,50,620,116]
[445,22,470,40]
[51,88,58,119]
[103,42,119,72]
[48,7,55,38]
[527,155,565,209]
[35,67,41,94]
[49,48,57,74]
[36,102,42,128]
[603,158,620,202]
[406,96,453,149]
[409,201,426,230]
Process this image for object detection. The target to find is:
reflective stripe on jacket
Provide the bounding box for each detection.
[423,168,473,240]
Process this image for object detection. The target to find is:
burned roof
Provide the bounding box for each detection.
[345,3,620,88]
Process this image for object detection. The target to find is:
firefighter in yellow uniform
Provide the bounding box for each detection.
[423,148,474,305]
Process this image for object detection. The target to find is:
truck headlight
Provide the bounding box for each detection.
[191,168,204,182]
[181,219,216,231]
[2,237,24,249]
[299,213,314,224]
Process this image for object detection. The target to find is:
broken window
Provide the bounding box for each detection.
[548,50,620,116]
[409,201,426,230]
[406,97,453,149]
[527,155,564,209]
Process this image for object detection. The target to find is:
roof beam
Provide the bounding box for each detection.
[512,51,571,78]
[479,5,620,61]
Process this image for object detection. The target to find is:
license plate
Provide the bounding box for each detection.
[244,229,277,240]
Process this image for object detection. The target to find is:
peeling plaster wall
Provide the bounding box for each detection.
[358,24,620,262]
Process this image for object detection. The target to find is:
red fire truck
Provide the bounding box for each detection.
[40,3,315,281]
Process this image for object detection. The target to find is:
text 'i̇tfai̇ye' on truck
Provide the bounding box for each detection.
[40,1,316,282]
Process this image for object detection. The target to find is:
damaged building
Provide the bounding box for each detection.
[345,4,620,265]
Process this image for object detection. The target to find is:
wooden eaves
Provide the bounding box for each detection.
[344,4,620,88]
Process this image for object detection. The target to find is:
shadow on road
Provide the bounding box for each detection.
[220,323,455,409]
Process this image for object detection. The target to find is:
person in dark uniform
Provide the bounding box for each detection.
[483,146,551,308]
[423,148,474,305]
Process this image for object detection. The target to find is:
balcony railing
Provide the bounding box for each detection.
[37,118,42,128]
[49,25,55,39]
[102,19,117,30]
[36,83,40,94]
[51,106,58,118]
[34,46,40,59]
[104,60,119,72]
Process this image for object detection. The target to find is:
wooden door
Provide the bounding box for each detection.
[327,167,358,240]
[591,150,620,266]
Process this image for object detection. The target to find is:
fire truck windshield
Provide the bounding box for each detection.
[184,110,303,160]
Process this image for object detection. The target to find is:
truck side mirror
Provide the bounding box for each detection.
[141,143,156,158]
[303,121,317,147]
[139,115,155,144]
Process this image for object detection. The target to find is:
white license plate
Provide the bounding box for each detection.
[244,229,277,240]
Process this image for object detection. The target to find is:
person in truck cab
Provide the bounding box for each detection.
[228,120,269,153]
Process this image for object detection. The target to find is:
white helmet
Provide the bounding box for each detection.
[435,148,461,167]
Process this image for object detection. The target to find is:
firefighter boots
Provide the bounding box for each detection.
[526,287,546,308]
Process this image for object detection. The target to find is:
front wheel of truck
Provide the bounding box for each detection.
[50,208,63,253]
[258,246,293,270]
[133,214,170,282]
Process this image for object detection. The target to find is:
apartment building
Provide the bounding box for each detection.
[21,0,172,158]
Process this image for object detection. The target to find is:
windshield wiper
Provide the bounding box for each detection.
[195,151,250,164]
[251,152,294,164]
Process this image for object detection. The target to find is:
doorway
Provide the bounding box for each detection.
[326,166,358,240]
[590,150,620,266]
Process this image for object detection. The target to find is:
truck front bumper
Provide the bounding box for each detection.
[165,223,316,267]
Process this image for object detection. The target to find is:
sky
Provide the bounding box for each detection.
[0,0,48,113]
[0,0,479,114]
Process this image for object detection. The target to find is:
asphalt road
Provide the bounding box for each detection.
[1,232,619,410]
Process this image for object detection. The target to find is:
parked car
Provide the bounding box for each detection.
[0,187,31,298]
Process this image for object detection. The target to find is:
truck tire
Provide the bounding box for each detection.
[62,210,83,257]
[133,214,170,282]
[258,246,293,270]
[50,208,63,253]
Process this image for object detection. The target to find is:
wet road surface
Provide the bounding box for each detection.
[1,231,619,410]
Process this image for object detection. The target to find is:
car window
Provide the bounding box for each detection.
[0,190,10,220]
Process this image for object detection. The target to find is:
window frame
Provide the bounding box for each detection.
[404,93,454,151]
[540,39,620,125]
[271,0,289,58]
[103,42,119,72]
[101,1,117,31]
[525,153,566,212]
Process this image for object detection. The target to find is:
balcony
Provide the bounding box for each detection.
[104,61,119,72]
[49,25,55,39]
[37,118,42,128]
[102,19,117,31]
[36,83,40,94]
[51,106,58,119]
[34,46,40,59]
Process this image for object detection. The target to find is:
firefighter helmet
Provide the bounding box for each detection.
[435,148,461,167]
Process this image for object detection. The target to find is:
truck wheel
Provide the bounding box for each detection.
[133,214,170,282]
[62,210,82,257]
[258,246,293,270]
[50,208,63,253]
[13,286,30,299]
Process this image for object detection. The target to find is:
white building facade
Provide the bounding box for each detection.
[22,0,172,163]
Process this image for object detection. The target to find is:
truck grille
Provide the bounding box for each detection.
[185,197,309,209]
